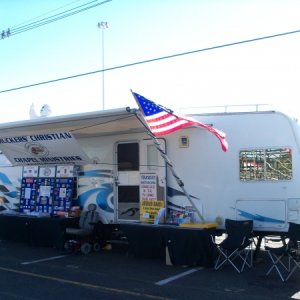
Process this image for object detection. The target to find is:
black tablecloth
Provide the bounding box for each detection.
[121,223,165,259]
[120,223,216,267]
[165,226,216,267]
[0,214,79,250]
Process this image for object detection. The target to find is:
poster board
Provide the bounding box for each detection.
[19,164,75,215]
[139,173,165,223]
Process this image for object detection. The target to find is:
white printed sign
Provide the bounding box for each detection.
[23,166,39,177]
[39,166,56,177]
[56,165,74,177]
[0,132,91,166]
[140,174,157,200]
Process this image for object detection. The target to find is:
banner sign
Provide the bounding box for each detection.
[140,173,165,223]
[140,173,157,200]
[140,199,165,223]
[0,132,91,166]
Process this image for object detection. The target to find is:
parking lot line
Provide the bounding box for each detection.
[0,266,172,300]
[155,267,203,286]
[21,255,67,265]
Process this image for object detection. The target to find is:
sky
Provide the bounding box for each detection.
[1,0,300,123]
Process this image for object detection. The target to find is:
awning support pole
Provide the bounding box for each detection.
[131,109,205,223]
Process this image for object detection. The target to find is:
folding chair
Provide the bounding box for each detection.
[213,219,254,273]
[265,222,300,281]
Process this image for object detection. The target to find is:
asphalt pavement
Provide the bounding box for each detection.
[0,239,299,300]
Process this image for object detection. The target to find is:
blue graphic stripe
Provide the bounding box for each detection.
[78,183,113,213]
[4,191,18,198]
[77,170,113,178]
[0,173,13,185]
[236,209,285,224]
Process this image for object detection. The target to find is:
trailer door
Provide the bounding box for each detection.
[116,141,140,221]
[115,139,166,222]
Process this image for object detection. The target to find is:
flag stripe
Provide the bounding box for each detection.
[150,119,192,134]
[145,110,168,121]
[147,117,190,128]
[151,122,194,135]
[146,115,178,127]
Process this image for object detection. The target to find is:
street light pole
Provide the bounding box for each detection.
[97,21,108,110]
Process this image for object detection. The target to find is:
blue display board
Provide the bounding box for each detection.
[19,177,38,213]
[36,178,55,214]
[52,178,74,215]
[19,165,76,215]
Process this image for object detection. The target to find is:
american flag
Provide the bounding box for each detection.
[132,92,228,152]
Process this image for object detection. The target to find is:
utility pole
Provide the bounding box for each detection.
[97,21,108,110]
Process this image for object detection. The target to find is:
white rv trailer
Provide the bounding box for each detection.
[0,106,299,233]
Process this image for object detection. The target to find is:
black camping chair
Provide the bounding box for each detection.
[213,219,254,273]
[265,222,300,282]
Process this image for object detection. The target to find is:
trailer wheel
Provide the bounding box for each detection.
[93,242,100,252]
[80,243,91,254]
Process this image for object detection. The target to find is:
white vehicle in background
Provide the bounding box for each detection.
[0,105,299,232]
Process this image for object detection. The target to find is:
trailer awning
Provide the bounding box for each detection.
[0,131,91,166]
[0,107,145,166]
[0,107,143,138]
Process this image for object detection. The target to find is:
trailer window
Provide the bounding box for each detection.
[147,144,158,171]
[117,143,139,171]
[240,148,292,181]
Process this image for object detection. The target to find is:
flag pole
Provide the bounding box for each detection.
[129,92,205,223]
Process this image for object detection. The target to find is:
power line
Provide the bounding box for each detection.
[1,28,300,94]
[1,0,111,39]
[10,0,84,29]
[12,0,111,36]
